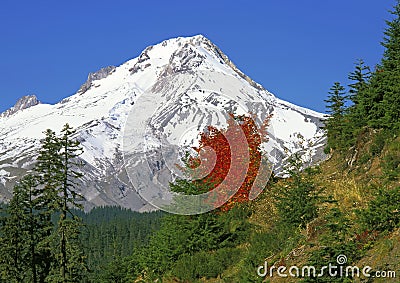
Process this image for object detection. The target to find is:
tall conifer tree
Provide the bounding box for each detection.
[324,82,348,150]
[358,1,400,128]
[346,59,371,132]
[0,181,28,282]
[36,124,88,283]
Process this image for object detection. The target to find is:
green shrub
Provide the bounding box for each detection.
[370,130,387,156]
[359,187,400,232]
[302,208,359,283]
[382,154,400,181]
[358,152,371,165]
[172,248,241,280]
[275,155,321,229]
[136,205,252,279]
[235,223,303,283]
[382,139,400,181]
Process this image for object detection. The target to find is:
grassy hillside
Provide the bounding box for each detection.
[241,129,400,283]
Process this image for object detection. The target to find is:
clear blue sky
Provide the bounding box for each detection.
[0,0,397,114]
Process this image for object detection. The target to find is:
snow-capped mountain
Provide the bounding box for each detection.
[0,35,326,211]
[1,95,41,118]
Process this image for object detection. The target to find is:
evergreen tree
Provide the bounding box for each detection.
[348,59,371,103]
[0,181,28,283]
[20,174,53,283]
[36,124,88,282]
[275,153,320,229]
[379,1,400,128]
[347,59,371,129]
[358,1,400,128]
[134,206,251,280]
[325,82,347,117]
[324,82,349,150]
[35,129,63,211]
[381,1,400,71]
[0,174,53,283]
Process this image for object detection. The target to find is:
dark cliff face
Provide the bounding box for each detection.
[1,95,41,118]
[78,66,116,94]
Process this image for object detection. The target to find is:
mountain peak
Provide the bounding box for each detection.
[1,95,41,118]
[78,66,116,94]
[0,35,326,211]
[129,34,265,92]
